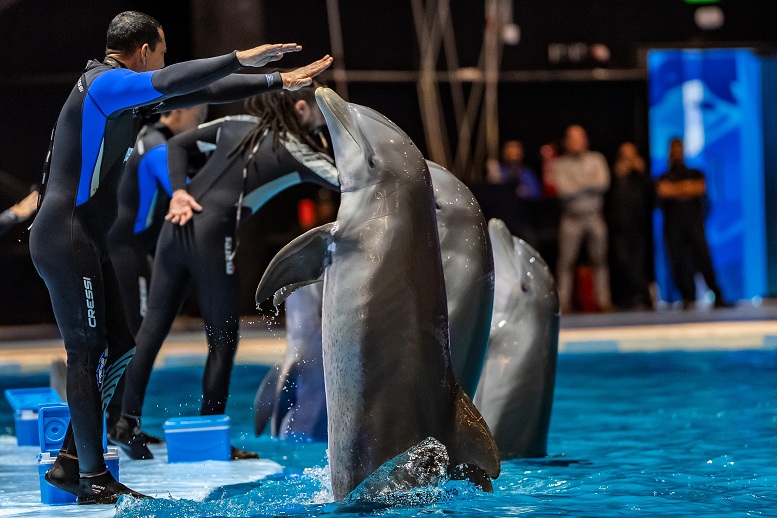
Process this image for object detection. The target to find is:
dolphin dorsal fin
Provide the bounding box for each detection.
[256,222,336,306]
[447,387,501,480]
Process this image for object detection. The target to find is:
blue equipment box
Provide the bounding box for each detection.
[163,414,231,463]
[37,403,109,454]
[37,448,120,505]
[4,388,62,446]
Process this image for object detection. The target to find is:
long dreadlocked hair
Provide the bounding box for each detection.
[229,81,327,159]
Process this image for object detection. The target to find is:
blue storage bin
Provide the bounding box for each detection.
[4,388,62,446]
[37,403,109,454]
[163,414,231,463]
[37,447,120,505]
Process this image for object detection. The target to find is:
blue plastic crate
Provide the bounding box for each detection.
[37,403,109,455]
[37,447,120,505]
[163,414,231,463]
[4,388,62,446]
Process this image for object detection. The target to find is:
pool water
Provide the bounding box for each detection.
[1,350,777,516]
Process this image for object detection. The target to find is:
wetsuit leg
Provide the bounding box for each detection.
[121,237,191,418]
[105,239,152,427]
[192,227,241,416]
[30,214,109,476]
[664,224,695,303]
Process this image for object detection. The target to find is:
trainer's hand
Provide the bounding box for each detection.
[10,191,38,222]
[166,189,202,226]
[236,43,302,67]
[281,55,333,91]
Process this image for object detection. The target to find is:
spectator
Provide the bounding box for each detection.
[553,125,612,313]
[656,138,728,309]
[0,190,38,236]
[605,142,654,310]
[486,140,541,199]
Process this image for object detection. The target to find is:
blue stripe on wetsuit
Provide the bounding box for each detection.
[134,144,173,233]
[77,69,162,206]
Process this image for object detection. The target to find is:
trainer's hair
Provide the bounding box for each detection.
[231,82,326,158]
[106,11,163,55]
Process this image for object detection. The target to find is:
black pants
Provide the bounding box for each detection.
[30,207,136,475]
[664,221,722,303]
[610,227,652,309]
[121,216,240,419]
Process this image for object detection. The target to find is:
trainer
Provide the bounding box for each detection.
[29,10,331,504]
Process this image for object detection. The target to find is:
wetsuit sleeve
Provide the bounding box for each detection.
[152,72,283,112]
[166,121,223,191]
[139,145,173,197]
[0,209,17,236]
[88,52,244,116]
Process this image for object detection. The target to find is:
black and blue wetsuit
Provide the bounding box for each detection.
[29,53,282,476]
[120,116,338,423]
[108,121,175,336]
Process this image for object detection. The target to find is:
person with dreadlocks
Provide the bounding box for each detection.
[113,84,339,460]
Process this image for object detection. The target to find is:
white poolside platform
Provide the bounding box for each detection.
[1,304,776,373]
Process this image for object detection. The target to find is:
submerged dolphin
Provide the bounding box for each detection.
[428,161,494,396]
[256,87,500,500]
[253,282,327,441]
[474,219,559,459]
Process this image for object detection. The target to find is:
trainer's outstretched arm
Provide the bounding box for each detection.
[281,55,333,91]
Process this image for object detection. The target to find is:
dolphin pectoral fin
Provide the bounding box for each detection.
[273,278,323,307]
[256,223,335,305]
[447,387,501,483]
[271,363,300,437]
[254,365,280,436]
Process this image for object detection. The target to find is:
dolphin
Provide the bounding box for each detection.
[427,161,494,396]
[474,218,559,459]
[255,87,500,500]
[253,282,327,441]
[255,164,492,439]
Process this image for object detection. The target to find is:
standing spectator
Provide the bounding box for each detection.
[553,125,612,313]
[606,142,654,310]
[657,138,728,309]
[0,190,38,236]
[486,140,541,199]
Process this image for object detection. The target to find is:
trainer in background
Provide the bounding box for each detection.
[0,191,38,236]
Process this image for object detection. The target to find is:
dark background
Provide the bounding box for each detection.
[1,0,775,324]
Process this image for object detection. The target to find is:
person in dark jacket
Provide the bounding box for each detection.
[605,142,654,310]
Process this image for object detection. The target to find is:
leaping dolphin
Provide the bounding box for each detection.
[255,87,500,500]
[474,219,559,459]
[427,161,494,397]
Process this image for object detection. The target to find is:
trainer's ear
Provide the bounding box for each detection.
[140,43,150,66]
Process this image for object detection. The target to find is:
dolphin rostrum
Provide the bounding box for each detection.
[427,161,494,397]
[256,87,500,500]
[474,218,559,459]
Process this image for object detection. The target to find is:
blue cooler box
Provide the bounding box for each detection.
[37,448,120,505]
[163,414,231,463]
[4,388,62,446]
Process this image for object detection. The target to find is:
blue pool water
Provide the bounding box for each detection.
[2,350,777,516]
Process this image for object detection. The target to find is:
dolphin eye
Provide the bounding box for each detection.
[368,157,376,169]
[521,282,530,293]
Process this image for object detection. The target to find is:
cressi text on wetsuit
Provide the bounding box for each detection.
[29,52,282,476]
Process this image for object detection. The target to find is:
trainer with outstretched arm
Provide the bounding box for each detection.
[29,10,331,504]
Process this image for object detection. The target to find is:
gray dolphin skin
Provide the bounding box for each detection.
[474,218,559,459]
[253,282,327,441]
[427,161,494,397]
[256,87,500,500]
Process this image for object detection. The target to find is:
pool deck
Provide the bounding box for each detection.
[1,304,776,372]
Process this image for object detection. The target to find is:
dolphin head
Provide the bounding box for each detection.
[488,218,559,318]
[315,87,425,191]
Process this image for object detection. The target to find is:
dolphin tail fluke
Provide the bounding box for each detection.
[447,387,501,482]
[256,222,335,307]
